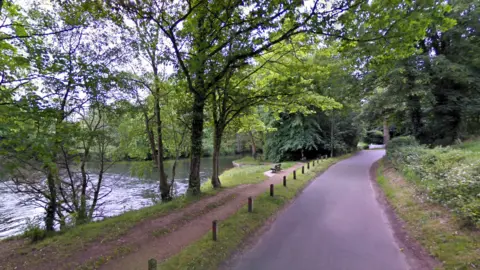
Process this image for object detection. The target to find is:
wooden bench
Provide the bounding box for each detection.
[270,163,281,173]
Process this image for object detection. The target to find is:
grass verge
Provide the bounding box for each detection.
[232,156,270,166]
[377,159,480,269]
[0,162,295,269]
[158,155,352,270]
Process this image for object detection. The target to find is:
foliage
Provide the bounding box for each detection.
[386,136,419,151]
[361,0,480,145]
[22,218,47,243]
[265,110,359,162]
[364,130,384,145]
[387,139,480,227]
[377,160,480,269]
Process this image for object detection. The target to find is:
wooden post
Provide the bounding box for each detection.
[148,259,157,270]
[302,166,304,174]
[283,175,286,187]
[248,197,253,213]
[293,170,296,179]
[212,220,217,241]
[307,162,310,169]
[270,184,274,196]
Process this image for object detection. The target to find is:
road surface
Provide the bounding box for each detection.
[232,150,409,270]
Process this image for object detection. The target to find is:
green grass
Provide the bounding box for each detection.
[232,156,270,165]
[1,161,296,268]
[377,159,480,269]
[357,141,368,150]
[158,155,351,270]
[455,138,480,154]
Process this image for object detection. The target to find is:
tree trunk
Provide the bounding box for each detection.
[383,117,390,145]
[154,95,170,201]
[249,132,257,159]
[211,126,222,188]
[143,110,157,166]
[45,168,57,232]
[188,93,205,195]
[330,114,334,158]
[407,94,423,140]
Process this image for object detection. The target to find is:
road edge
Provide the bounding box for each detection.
[369,159,440,270]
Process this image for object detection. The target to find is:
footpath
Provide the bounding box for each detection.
[232,150,410,270]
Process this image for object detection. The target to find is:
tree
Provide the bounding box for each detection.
[107,0,449,194]
[360,0,480,145]
[0,3,124,230]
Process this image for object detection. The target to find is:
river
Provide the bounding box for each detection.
[0,156,241,239]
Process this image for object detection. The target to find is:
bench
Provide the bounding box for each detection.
[270,163,281,173]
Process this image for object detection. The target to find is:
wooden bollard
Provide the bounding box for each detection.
[293,170,296,179]
[270,184,274,196]
[248,197,253,212]
[283,175,286,187]
[307,162,310,169]
[148,259,157,270]
[302,166,304,174]
[212,220,218,241]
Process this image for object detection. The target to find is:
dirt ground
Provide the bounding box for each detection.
[0,163,303,270]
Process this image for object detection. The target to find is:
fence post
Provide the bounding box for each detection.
[212,220,217,241]
[307,162,310,169]
[248,197,253,213]
[293,170,296,179]
[148,259,157,270]
[270,184,274,196]
[283,175,286,187]
[302,166,304,174]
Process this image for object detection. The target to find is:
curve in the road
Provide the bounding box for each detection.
[233,150,409,270]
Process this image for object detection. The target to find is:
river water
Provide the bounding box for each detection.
[0,156,240,239]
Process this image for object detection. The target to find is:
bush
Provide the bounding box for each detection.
[386,136,418,151]
[23,218,47,242]
[364,130,384,144]
[387,142,480,227]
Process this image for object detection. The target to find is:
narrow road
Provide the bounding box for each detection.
[232,150,409,270]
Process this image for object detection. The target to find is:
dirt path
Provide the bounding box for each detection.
[100,163,303,270]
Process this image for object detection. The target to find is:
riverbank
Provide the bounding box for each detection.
[0,161,295,269]
[232,156,270,167]
[376,159,480,269]
[0,156,243,239]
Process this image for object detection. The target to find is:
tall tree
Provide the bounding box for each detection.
[110,0,448,194]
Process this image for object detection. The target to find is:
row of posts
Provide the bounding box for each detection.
[148,155,330,269]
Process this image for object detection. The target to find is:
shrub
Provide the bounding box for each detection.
[23,218,47,242]
[364,130,384,144]
[387,141,480,228]
[386,136,418,151]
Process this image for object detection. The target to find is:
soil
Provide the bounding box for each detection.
[369,161,441,270]
[0,163,304,270]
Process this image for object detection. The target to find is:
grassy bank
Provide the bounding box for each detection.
[377,159,480,269]
[0,162,295,269]
[232,156,270,166]
[159,155,351,270]
[386,137,480,227]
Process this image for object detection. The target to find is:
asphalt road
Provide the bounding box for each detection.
[232,150,409,270]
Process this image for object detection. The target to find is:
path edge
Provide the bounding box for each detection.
[369,159,440,270]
